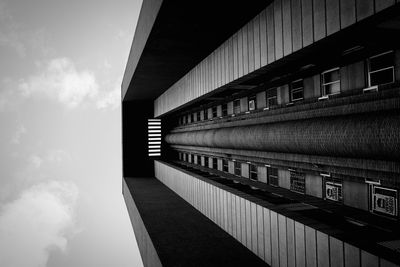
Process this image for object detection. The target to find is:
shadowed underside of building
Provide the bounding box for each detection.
[122,1,400,266]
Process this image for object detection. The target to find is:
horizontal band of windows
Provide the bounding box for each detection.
[148,126,161,129]
[148,133,161,137]
[148,149,161,153]
[148,121,161,125]
[148,153,161,156]
[148,137,161,140]
[148,130,161,133]
[148,141,161,144]
[148,145,161,149]
[148,119,161,121]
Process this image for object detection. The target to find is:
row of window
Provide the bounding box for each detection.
[179,51,395,125]
[178,152,398,218]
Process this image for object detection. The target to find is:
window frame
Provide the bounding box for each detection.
[234,161,241,176]
[267,167,279,186]
[249,164,258,181]
[266,87,278,108]
[248,95,257,111]
[233,99,241,114]
[212,157,218,169]
[222,159,229,172]
[368,50,395,87]
[321,67,341,96]
[221,103,228,117]
[290,79,304,102]
[204,109,209,120]
[212,106,218,118]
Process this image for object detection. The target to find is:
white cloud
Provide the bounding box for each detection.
[29,155,43,169]
[96,83,120,110]
[0,2,26,57]
[45,149,71,163]
[0,181,79,267]
[11,124,26,144]
[19,58,99,108]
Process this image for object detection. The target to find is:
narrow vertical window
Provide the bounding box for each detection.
[222,103,228,116]
[368,51,394,87]
[290,79,304,102]
[233,99,241,114]
[212,106,218,118]
[267,167,279,186]
[234,161,241,176]
[197,112,201,122]
[212,158,218,169]
[222,159,229,172]
[148,119,161,157]
[204,109,209,120]
[266,88,278,108]
[321,68,340,96]
[204,156,209,168]
[250,164,258,180]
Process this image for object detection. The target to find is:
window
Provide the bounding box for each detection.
[212,158,218,169]
[148,119,161,157]
[250,164,258,180]
[325,179,343,202]
[371,186,398,217]
[222,159,229,172]
[321,68,340,96]
[290,171,305,194]
[197,112,201,121]
[368,51,394,87]
[190,113,194,123]
[204,156,209,168]
[234,161,241,176]
[248,95,257,111]
[204,109,209,120]
[267,167,279,186]
[190,154,194,163]
[222,103,228,116]
[290,80,304,102]
[233,99,241,114]
[266,88,278,108]
[212,106,218,118]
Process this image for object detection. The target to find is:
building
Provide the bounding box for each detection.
[122,1,400,266]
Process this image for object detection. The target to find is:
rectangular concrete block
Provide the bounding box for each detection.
[241,198,247,245]
[286,218,295,267]
[317,231,330,267]
[236,196,242,242]
[343,180,368,211]
[295,222,306,267]
[242,163,250,178]
[227,192,232,235]
[264,208,272,265]
[257,205,265,260]
[251,203,258,255]
[271,211,279,267]
[305,226,317,267]
[258,166,267,183]
[246,200,252,249]
[278,214,288,267]
[330,237,344,267]
[344,243,360,267]
[231,193,237,239]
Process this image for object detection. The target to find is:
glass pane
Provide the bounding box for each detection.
[324,82,340,95]
[370,68,394,86]
[323,69,340,83]
[370,52,393,72]
[292,89,303,100]
[291,80,303,89]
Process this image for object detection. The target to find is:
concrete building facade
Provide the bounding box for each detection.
[122,1,400,266]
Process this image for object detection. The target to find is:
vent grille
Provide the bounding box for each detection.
[148,119,161,157]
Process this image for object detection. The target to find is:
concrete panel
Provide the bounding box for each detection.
[257,205,265,260]
[286,218,296,267]
[227,192,232,235]
[264,208,272,265]
[238,28,244,77]
[282,0,292,56]
[248,19,255,73]
[344,243,360,267]
[227,101,234,115]
[302,0,314,46]
[291,0,303,51]
[246,200,252,248]
[251,203,258,254]
[356,0,374,21]
[361,250,379,267]
[228,161,235,174]
[274,0,284,59]
[305,226,317,267]
[305,174,323,198]
[343,180,368,211]
[224,191,228,232]
[317,231,330,267]
[279,214,288,267]
[271,211,280,267]
[381,259,399,267]
[232,194,237,239]
[326,0,340,35]
[258,166,268,184]
[241,198,247,245]
[236,195,241,241]
[330,237,344,267]
[242,163,250,178]
[233,33,239,80]
[303,76,315,99]
[279,169,291,189]
[256,91,266,109]
[254,14,261,69]
[260,9,268,67]
[243,24,249,75]
[313,0,326,41]
[266,4,275,63]
[240,97,248,112]
[375,0,395,12]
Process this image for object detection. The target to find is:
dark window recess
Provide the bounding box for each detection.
[204,109,209,120]
[267,167,279,186]
[222,159,229,172]
[266,88,278,107]
[204,157,209,167]
[248,95,257,111]
[369,51,394,86]
[290,80,304,101]
[290,171,305,194]
[321,68,340,96]
[212,158,218,169]
[222,104,228,116]
[197,112,201,121]
[191,113,194,122]
[234,161,241,176]
[212,106,218,118]
[185,115,188,124]
[190,154,194,163]
[250,164,258,180]
[325,178,343,202]
[233,99,241,114]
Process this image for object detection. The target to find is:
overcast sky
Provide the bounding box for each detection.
[0,0,144,266]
